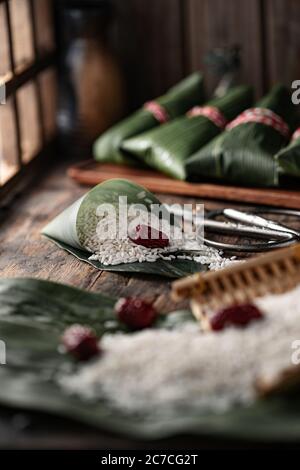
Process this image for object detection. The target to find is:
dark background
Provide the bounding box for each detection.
[106,0,300,109]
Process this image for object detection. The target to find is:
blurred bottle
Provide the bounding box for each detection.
[205,45,241,98]
[57,0,125,157]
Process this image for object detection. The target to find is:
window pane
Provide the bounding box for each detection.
[0,99,19,185]
[10,0,34,73]
[39,68,57,140]
[0,3,11,80]
[18,81,41,164]
[34,0,55,55]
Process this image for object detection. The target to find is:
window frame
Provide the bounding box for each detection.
[0,0,57,202]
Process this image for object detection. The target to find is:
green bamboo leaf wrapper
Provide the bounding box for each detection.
[42,179,206,278]
[121,86,253,180]
[93,73,204,166]
[1,277,300,441]
[186,85,298,187]
[276,134,300,178]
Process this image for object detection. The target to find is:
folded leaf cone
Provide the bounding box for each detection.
[93,73,204,166]
[43,179,162,248]
[186,85,298,187]
[121,85,253,180]
[42,179,205,278]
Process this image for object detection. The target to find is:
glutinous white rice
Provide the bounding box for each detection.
[83,210,236,270]
[60,284,300,415]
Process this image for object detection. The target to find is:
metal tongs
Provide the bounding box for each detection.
[166,205,300,253]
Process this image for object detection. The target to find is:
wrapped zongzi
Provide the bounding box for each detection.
[186,85,298,187]
[121,85,253,180]
[276,127,300,179]
[93,73,204,166]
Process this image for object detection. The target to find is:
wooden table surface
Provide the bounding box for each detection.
[0,160,299,450]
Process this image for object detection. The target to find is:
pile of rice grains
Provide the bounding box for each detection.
[60,284,300,415]
[84,210,236,270]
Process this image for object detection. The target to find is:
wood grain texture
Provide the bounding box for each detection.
[0,161,185,313]
[110,0,300,108]
[2,0,300,449]
[0,160,300,449]
[112,0,184,109]
[265,0,300,87]
[183,0,264,97]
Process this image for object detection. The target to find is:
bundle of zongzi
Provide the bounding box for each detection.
[93,73,204,166]
[121,85,253,180]
[186,85,298,187]
[276,127,300,179]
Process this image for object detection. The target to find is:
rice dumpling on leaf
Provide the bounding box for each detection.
[276,127,300,179]
[41,179,210,278]
[186,84,298,187]
[121,85,253,180]
[93,73,204,166]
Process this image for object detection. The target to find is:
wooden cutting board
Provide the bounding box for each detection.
[67,160,300,209]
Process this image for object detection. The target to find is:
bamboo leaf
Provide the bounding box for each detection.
[1,278,300,441]
[93,73,204,166]
[276,136,300,179]
[186,85,298,187]
[122,86,253,180]
[42,179,208,278]
[44,235,206,279]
